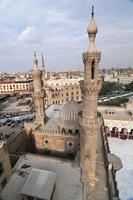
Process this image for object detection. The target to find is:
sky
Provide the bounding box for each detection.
[0,0,133,72]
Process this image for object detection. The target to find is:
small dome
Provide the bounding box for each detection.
[58,99,82,132]
[87,18,98,35]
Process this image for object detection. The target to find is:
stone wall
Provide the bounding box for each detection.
[101,124,120,199]
[7,128,28,154]
[34,130,79,156]
[0,143,12,192]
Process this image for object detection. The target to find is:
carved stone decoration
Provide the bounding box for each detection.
[79,8,102,194]
[32,53,47,126]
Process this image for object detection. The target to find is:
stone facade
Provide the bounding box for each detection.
[44,78,82,105]
[34,131,79,156]
[32,52,47,126]
[79,8,102,192]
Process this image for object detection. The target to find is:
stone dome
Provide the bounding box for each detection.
[58,99,82,133]
[87,18,98,35]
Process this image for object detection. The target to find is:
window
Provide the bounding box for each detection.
[0,163,3,175]
[91,60,95,79]
[68,130,72,135]
[69,142,72,147]
[45,140,48,144]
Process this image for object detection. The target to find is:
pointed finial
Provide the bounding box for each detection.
[33,51,38,66]
[42,53,45,69]
[91,5,94,18]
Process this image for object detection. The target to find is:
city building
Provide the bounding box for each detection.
[118,74,133,85]
[100,98,133,139]
[103,71,118,82]
[0,80,33,94]
[44,78,82,105]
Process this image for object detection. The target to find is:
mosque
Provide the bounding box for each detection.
[1,7,122,200]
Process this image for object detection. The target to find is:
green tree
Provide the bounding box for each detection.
[125,81,133,92]
[99,81,122,96]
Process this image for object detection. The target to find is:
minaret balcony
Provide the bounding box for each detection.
[83,51,101,64]
[33,91,45,98]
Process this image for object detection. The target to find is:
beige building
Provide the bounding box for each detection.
[99,98,133,139]
[0,80,33,94]
[118,75,133,85]
[44,78,82,105]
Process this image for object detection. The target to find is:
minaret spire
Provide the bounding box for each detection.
[42,53,45,69]
[33,51,38,68]
[87,6,98,52]
[41,53,46,86]
[32,52,47,126]
[91,5,94,18]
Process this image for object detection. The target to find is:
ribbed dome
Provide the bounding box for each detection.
[87,19,98,35]
[58,99,82,132]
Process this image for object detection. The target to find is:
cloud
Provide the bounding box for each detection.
[0,0,133,72]
[46,10,66,23]
[18,26,42,43]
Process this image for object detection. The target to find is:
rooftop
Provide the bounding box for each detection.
[0,154,82,200]
[20,168,56,200]
[109,138,133,200]
[98,106,133,121]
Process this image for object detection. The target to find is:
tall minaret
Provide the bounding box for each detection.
[32,52,47,126]
[41,53,46,86]
[79,6,102,194]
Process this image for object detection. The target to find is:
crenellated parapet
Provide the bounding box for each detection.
[34,129,79,138]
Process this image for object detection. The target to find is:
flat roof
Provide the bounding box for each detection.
[0,154,82,200]
[20,168,56,200]
[98,106,133,121]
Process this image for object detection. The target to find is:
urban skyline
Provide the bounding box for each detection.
[0,0,133,72]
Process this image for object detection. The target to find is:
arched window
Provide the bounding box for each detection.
[75,129,80,136]
[62,128,66,134]
[91,60,95,79]
[69,142,72,147]
[68,129,73,135]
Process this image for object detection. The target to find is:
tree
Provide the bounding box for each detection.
[99,81,122,96]
[125,81,133,92]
